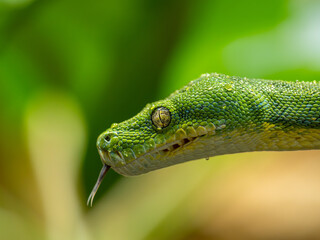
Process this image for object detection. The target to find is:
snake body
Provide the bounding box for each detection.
[88,73,320,205]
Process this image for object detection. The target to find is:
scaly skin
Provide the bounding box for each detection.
[88,73,320,205]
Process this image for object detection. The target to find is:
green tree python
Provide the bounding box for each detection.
[88,73,320,205]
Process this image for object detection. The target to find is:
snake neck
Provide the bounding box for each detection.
[231,79,320,153]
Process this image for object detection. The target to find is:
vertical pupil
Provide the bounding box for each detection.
[159,111,164,124]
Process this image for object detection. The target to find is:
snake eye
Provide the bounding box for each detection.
[151,107,171,129]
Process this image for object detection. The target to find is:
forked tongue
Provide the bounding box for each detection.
[87,164,111,207]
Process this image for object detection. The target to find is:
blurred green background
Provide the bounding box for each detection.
[1,0,320,239]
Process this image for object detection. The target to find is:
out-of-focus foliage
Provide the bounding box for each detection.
[0,0,320,239]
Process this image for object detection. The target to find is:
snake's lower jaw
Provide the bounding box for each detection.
[111,135,211,176]
[98,149,110,163]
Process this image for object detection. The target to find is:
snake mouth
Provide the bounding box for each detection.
[159,136,199,152]
[98,124,218,176]
[98,136,198,166]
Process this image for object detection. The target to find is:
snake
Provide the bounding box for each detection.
[87,73,320,205]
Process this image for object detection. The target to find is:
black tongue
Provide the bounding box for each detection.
[87,164,111,207]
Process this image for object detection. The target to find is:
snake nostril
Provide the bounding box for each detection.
[104,135,111,142]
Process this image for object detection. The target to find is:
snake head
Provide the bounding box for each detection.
[88,73,254,205]
[94,75,237,177]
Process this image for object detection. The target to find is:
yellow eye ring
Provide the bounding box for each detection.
[151,107,171,129]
